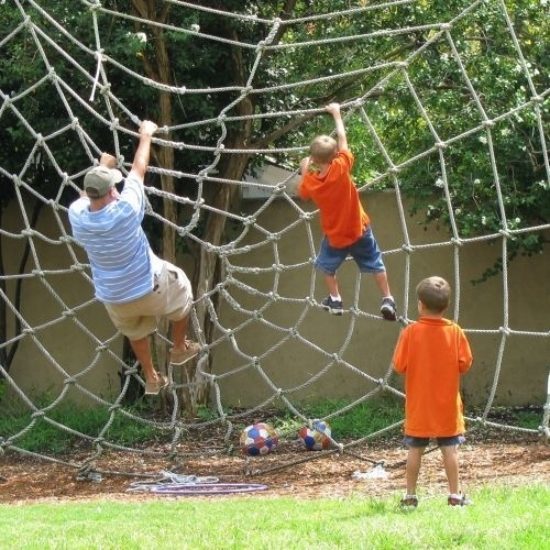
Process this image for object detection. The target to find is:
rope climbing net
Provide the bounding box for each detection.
[0,0,549,477]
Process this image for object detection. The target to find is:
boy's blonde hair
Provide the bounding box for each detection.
[416,276,451,313]
[309,135,338,164]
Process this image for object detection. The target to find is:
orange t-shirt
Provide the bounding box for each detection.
[392,317,473,437]
[298,150,370,248]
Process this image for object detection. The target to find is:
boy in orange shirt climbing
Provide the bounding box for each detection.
[298,103,396,320]
[393,276,473,507]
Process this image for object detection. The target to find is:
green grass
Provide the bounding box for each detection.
[0,485,547,549]
[2,393,542,455]
[264,396,404,440]
[0,398,158,453]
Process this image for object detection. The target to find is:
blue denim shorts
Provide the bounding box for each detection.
[315,226,386,275]
[403,435,466,448]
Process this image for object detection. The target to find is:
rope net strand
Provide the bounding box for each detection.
[0,0,549,478]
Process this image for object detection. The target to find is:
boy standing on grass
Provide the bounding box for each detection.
[392,276,473,507]
[298,102,396,320]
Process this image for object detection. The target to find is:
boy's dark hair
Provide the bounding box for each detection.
[310,135,337,164]
[416,276,451,313]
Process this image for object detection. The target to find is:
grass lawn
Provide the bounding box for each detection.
[0,485,548,549]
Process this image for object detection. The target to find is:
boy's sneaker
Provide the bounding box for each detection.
[400,495,418,508]
[321,296,343,316]
[448,493,472,506]
[380,297,397,321]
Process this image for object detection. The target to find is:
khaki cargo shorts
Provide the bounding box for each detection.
[104,261,193,341]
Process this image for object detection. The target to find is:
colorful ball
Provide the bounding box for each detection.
[298,420,332,451]
[240,422,279,456]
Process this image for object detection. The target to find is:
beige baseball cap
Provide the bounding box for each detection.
[83,165,123,198]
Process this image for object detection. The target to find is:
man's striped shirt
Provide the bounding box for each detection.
[69,171,161,303]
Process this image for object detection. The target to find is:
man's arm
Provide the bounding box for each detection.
[325,103,348,152]
[131,120,158,180]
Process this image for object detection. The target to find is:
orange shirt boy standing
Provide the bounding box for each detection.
[393,276,473,507]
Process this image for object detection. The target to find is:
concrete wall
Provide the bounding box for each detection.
[208,191,550,409]
[2,192,549,408]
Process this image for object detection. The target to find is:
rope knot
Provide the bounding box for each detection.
[498,228,513,239]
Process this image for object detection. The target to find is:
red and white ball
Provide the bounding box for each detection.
[240,422,279,456]
[298,420,332,451]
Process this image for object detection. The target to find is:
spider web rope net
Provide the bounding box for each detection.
[0,0,549,476]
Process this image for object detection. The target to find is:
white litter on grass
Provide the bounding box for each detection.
[352,464,389,480]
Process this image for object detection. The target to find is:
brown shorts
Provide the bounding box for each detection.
[104,261,193,341]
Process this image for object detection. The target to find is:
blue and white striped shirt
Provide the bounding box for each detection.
[69,171,161,303]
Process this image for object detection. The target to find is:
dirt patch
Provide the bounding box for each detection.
[1,437,548,503]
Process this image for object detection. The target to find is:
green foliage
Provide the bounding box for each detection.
[2,1,547,273]
[276,0,549,280]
